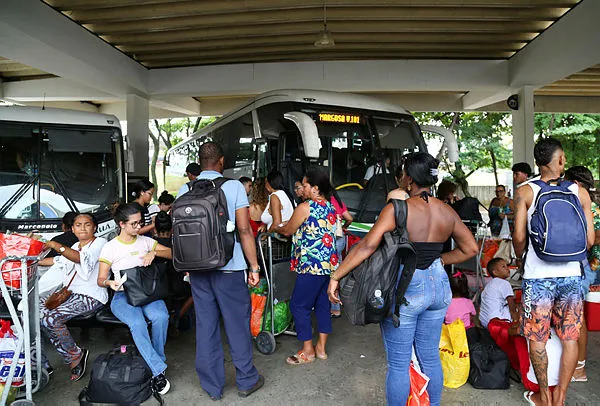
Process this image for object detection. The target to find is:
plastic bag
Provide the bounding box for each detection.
[0,323,25,387]
[0,233,44,289]
[250,293,267,337]
[262,301,292,335]
[439,319,470,388]
[498,217,511,239]
[407,361,430,406]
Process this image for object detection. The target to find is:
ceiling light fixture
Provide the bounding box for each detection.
[314,4,335,48]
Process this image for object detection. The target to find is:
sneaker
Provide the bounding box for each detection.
[153,373,171,395]
[238,375,264,398]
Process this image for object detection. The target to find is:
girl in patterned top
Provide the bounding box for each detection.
[274,168,338,365]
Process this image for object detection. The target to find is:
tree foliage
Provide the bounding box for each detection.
[148,116,217,197]
[534,113,600,178]
[414,112,512,195]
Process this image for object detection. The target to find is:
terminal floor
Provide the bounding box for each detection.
[34,318,600,405]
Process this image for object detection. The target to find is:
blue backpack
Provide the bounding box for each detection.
[528,179,587,262]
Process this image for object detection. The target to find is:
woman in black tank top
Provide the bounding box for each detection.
[328,152,478,406]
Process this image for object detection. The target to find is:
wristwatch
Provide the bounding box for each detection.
[58,246,66,254]
[249,267,260,274]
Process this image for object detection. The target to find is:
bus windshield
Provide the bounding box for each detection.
[0,122,122,220]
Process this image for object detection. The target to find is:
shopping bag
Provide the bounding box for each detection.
[0,233,44,289]
[439,319,470,388]
[0,324,26,387]
[250,293,267,337]
[493,240,514,264]
[498,217,511,239]
[480,240,500,272]
[407,361,430,406]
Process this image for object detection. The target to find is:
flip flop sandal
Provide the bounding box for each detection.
[71,349,89,382]
[330,313,342,319]
[316,352,328,360]
[523,391,536,406]
[286,352,315,366]
[571,361,588,382]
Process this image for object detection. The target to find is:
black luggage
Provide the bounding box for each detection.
[79,345,162,405]
[467,327,510,389]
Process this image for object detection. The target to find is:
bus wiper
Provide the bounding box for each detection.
[0,174,39,218]
[49,170,79,213]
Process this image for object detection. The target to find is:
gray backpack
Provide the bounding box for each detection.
[171,177,235,272]
[339,199,417,327]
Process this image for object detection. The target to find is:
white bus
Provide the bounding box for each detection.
[167,89,457,224]
[0,106,128,239]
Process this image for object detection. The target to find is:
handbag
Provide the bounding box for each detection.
[121,263,169,307]
[45,271,77,310]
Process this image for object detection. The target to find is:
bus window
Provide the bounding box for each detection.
[210,112,255,179]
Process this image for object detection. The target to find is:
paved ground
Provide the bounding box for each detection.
[32,317,600,406]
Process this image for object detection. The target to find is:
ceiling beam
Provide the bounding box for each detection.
[2,77,117,102]
[149,97,201,116]
[149,59,504,97]
[0,0,148,98]
[509,0,600,88]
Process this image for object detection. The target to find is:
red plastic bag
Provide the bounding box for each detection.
[344,233,361,259]
[250,293,267,337]
[407,362,430,406]
[0,233,44,289]
[480,239,500,272]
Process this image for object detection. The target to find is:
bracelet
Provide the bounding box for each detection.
[330,271,339,282]
[103,279,108,287]
[249,267,260,274]
[440,257,445,267]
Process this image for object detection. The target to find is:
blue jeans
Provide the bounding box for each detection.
[111,292,169,377]
[380,259,451,406]
[331,237,346,313]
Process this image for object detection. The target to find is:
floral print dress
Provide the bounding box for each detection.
[291,199,339,276]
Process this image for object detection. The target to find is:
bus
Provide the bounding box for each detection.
[0,106,128,240]
[167,89,457,224]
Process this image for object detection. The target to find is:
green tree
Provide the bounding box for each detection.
[534,113,600,178]
[414,112,512,195]
[149,116,218,198]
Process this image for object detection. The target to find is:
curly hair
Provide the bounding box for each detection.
[250,177,269,210]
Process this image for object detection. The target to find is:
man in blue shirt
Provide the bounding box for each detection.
[188,142,264,401]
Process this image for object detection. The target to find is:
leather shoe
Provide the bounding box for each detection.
[238,375,264,398]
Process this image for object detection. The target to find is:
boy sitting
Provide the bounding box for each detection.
[480,257,522,371]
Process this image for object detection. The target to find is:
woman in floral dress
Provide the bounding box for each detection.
[274,168,338,365]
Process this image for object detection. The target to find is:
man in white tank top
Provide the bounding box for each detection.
[513,138,594,406]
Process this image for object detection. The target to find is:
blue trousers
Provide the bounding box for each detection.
[110,293,168,377]
[189,270,259,398]
[380,259,451,406]
[290,273,332,341]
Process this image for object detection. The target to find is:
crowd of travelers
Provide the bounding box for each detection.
[35,137,598,405]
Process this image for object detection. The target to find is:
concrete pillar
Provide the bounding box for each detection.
[511,86,535,169]
[126,94,149,178]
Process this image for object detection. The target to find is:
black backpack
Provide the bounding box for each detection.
[171,177,235,272]
[339,199,417,327]
[466,327,510,390]
[78,346,163,405]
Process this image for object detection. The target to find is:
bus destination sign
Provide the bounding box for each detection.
[318,113,361,124]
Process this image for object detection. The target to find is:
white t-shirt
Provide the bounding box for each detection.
[53,237,109,304]
[364,165,390,182]
[479,277,513,328]
[147,204,160,218]
[99,235,158,289]
[261,190,294,230]
[524,182,582,279]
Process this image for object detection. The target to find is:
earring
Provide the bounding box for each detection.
[407,183,412,192]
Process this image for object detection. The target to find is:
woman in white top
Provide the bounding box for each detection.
[260,169,295,232]
[97,203,173,395]
[40,213,108,382]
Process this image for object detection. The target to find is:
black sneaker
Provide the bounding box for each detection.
[153,373,171,395]
[238,375,264,398]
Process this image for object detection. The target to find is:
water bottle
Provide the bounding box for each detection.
[369,289,385,310]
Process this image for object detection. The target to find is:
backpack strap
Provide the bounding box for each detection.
[390,199,418,328]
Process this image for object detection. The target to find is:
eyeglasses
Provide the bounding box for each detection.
[126,221,142,227]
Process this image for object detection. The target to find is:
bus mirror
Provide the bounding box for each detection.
[283,111,321,159]
[419,125,459,163]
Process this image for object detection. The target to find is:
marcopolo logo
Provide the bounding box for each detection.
[16,224,59,230]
